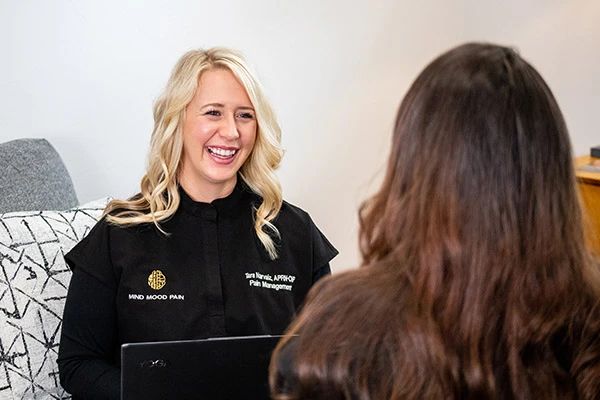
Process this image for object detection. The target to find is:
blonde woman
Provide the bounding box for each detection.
[58,47,337,400]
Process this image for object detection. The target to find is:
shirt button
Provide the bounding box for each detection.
[201,206,217,221]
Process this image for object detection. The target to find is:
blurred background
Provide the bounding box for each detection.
[1,0,598,272]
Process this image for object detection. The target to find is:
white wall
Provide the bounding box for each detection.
[1,0,598,272]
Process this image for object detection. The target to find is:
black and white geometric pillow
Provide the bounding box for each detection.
[0,198,110,400]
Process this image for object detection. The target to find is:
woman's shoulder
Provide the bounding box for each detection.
[277,200,338,259]
[277,200,328,235]
[279,200,311,222]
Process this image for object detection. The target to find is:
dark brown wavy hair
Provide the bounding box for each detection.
[269,42,600,399]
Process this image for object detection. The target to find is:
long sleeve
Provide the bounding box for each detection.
[58,268,120,400]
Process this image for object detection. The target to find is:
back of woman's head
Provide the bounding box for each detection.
[362,42,585,276]
[359,42,600,398]
[272,42,600,400]
[360,42,600,398]
[362,43,596,305]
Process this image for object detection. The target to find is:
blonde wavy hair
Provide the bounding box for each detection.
[104,47,285,259]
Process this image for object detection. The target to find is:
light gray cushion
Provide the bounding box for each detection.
[0,197,110,399]
[0,139,78,213]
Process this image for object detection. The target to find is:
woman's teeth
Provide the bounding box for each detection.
[208,147,236,158]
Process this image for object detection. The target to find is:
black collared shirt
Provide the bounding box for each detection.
[58,181,337,399]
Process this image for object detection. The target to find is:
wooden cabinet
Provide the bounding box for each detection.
[575,155,600,256]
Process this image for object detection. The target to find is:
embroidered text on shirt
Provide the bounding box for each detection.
[245,272,296,291]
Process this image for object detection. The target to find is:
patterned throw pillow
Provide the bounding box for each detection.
[0,198,110,400]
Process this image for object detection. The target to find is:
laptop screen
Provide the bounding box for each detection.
[121,335,284,400]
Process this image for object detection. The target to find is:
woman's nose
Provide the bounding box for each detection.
[219,114,240,139]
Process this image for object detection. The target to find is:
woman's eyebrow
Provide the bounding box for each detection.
[200,102,225,108]
[200,103,254,111]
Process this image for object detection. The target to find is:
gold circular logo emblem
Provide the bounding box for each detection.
[148,270,166,290]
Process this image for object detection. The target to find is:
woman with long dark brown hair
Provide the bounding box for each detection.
[269,42,600,399]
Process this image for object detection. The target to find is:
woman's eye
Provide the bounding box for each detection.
[205,110,221,116]
[238,112,254,119]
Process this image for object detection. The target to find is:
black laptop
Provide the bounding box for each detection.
[121,335,284,400]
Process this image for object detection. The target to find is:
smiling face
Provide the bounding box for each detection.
[179,68,257,202]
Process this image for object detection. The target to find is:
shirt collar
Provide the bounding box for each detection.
[177,177,255,218]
